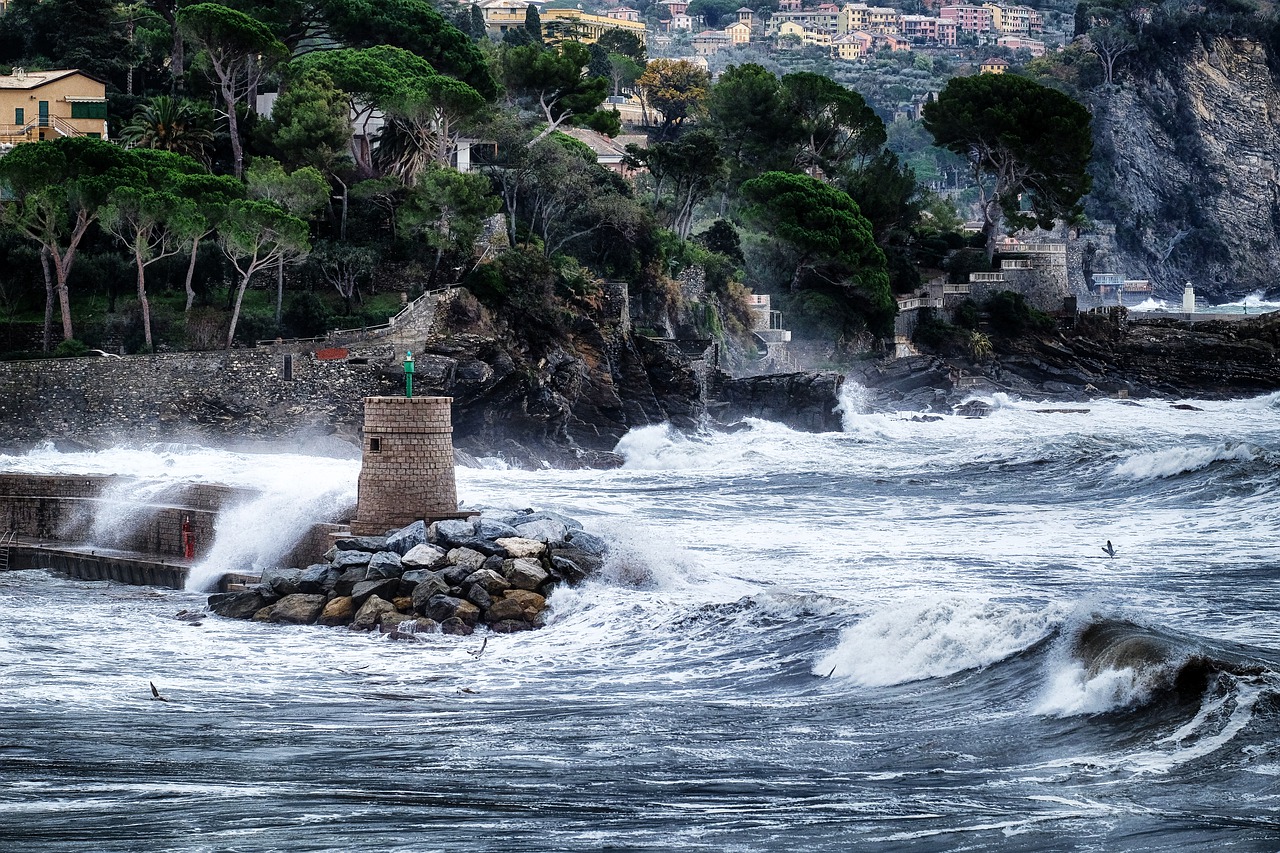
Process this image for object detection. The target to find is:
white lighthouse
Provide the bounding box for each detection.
[1182,281,1196,314]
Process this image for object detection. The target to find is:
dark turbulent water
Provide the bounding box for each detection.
[3,387,1280,851]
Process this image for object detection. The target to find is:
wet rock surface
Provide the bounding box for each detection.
[208,509,607,637]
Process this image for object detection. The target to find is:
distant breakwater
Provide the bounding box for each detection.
[207,509,607,636]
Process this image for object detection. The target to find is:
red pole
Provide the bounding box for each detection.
[182,516,195,561]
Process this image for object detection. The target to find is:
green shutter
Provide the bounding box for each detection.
[14,107,22,125]
[70,102,107,120]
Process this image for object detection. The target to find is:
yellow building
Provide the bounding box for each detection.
[724,20,752,44]
[0,68,108,146]
[979,56,1009,73]
[541,8,647,44]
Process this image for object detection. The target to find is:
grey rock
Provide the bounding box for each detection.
[317,596,355,627]
[332,549,373,569]
[503,558,549,591]
[463,568,511,595]
[447,547,487,571]
[270,593,327,625]
[440,617,474,636]
[353,595,398,630]
[385,520,427,555]
[476,518,518,539]
[366,550,404,580]
[513,519,569,543]
[549,543,604,577]
[565,530,608,556]
[454,537,509,557]
[490,618,533,633]
[410,574,451,613]
[332,535,387,553]
[352,578,400,607]
[401,543,448,570]
[260,566,303,597]
[425,594,481,625]
[298,563,339,594]
[207,590,270,620]
[442,564,476,586]
[507,510,584,530]
[549,555,587,584]
[466,584,492,609]
[429,519,475,546]
[481,554,505,572]
[333,565,371,597]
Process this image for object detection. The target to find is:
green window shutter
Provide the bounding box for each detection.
[70,102,107,120]
[14,107,22,124]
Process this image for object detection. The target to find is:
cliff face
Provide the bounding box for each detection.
[1087,35,1280,302]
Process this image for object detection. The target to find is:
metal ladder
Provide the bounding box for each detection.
[0,531,14,571]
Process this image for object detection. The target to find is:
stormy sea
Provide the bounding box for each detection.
[2,385,1279,851]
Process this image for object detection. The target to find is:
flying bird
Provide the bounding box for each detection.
[149,681,168,702]
[467,637,488,659]
[89,349,123,359]
[1102,540,1116,558]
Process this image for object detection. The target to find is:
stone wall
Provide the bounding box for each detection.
[0,349,398,447]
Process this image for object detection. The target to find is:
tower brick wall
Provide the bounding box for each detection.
[350,396,458,535]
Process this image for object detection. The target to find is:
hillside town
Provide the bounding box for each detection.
[471,0,1061,65]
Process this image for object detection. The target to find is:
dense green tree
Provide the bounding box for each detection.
[627,129,725,240]
[246,158,328,323]
[398,166,500,284]
[268,69,352,173]
[701,63,792,182]
[922,73,1092,254]
[607,53,644,97]
[597,29,646,63]
[524,5,544,44]
[172,172,244,316]
[781,72,885,178]
[310,239,376,312]
[294,47,405,177]
[178,3,289,178]
[376,73,486,183]
[99,150,206,350]
[0,0,128,85]
[0,138,140,342]
[218,198,310,347]
[739,170,893,334]
[501,42,609,145]
[118,96,216,162]
[636,59,709,140]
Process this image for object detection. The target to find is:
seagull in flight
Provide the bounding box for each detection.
[89,349,123,359]
[149,681,169,702]
[1102,540,1116,558]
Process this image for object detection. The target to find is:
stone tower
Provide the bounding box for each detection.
[350,396,458,535]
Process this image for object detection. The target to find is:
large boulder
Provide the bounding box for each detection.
[353,595,398,630]
[425,594,481,625]
[270,593,327,625]
[476,518,518,540]
[453,537,509,558]
[332,535,387,553]
[513,519,568,543]
[447,547,487,572]
[333,565,371,596]
[488,589,546,623]
[505,510,583,530]
[565,530,608,556]
[351,578,400,607]
[495,537,546,558]
[298,563,339,594]
[503,558,549,591]
[401,543,448,570]
[385,521,427,555]
[429,519,475,547]
[410,574,451,613]
[208,589,271,620]
[366,551,404,580]
[332,549,373,569]
[464,568,511,595]
[260,566,303,597]
[317,596,356,627]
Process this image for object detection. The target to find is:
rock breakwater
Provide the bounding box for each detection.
[207,509,606,636]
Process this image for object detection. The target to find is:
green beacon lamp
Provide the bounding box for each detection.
[403,350,415,398]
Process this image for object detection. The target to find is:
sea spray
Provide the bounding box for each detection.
[1113,443,1260,481]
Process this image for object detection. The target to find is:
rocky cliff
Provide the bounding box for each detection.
[1087,34,1280,302]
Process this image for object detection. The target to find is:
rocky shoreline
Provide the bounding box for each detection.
[206,508,605,637]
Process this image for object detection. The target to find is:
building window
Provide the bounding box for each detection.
[369,437,381,453]
[70,102,107,120]
[14,107,22,125]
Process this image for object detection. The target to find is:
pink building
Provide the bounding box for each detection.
[939,4,993,32]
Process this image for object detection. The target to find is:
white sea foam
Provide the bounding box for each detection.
[1113,443,1259,480]
[835,380,873,432]
[816,597,1057,686]
[1128,298,1174,312]
[1034,659,1160,716]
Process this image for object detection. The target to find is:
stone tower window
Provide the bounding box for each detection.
[369,437,381,452]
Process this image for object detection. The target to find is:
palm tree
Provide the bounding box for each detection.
[118,96,215,162]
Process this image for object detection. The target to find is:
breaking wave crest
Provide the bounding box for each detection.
[816,597,1058,686]
[1112,443,1260,480]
